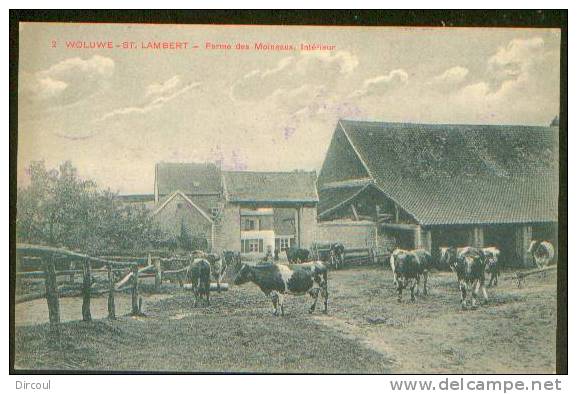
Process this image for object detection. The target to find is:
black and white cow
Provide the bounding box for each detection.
[285,246,310,264]
[186,258,211,307]
[391,251,421,302]
[482,246,501,287]
[527,240,555,269]
[390,248,432,296]
[329,243,345,269]
[233,261,328,316]
[452,248,488,309]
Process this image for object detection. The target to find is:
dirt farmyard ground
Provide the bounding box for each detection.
[14,266,557,373]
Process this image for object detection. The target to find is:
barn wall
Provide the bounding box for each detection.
[315,221,376,248]
[154,193,213,249]
[213,204,241,253]
[299,206,318,249]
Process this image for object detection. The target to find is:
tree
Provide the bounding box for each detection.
[16,160,164,254]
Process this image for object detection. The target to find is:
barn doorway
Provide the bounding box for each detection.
[384,228,416,250]
[430,226,470,264]
[484,224,518,267]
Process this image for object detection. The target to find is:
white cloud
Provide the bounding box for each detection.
[230,50,359,102]
[350,69,409,98]
[97,81,201,122]
[145,75,182,98]
[431,66,469,85]
[20,55,115,106]
[446,36,558,124]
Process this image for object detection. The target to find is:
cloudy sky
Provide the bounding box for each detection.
[18,23,561,194]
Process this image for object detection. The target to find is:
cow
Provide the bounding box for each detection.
[452,248,488,309]
[439,246,480,273]
[233,261,329,316]
[285,246,310,264]
[392,251,420,302]
[186,258,211,307]
[192,250,226,292]
[527,240,555,269]
[390,248,432,295]
[482,247,501,287]
[329,243,345,269]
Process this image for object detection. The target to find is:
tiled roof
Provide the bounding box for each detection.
[223,171,318,203]
[338,120,559,226]
[156,162,221,195]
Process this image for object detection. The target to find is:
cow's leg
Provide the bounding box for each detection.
[321,284,328,314]
[205,284,210,306]
[270,291,279,316]
[422,270,429,296]
[415,275,421,296]
[459,280,467,310]
[409,279,416,302]
[397,280,403,302]
[480,278,489,305]
[471,280,479,309]
[278,293,285,316]
[308,287,320,313]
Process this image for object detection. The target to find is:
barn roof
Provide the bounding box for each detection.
[336,119,559,226]
[155,162,221,196]
[223,171,318,203]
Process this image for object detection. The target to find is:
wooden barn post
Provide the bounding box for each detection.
[43,256,60,330]
[68,260,76,283]
[131,264,140,315]
[154,256,162,292]
[82,259,92,322]
[107,263,116,320]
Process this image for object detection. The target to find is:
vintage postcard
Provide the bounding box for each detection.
[13,17,562,374]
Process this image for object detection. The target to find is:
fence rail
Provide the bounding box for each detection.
[15,244,193,332]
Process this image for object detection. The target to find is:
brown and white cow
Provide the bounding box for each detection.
[186,258,211,307]
[192,250,227,292]
[233,261,328,316]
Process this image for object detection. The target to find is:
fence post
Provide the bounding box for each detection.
[131,264,140,315]
[107,263,116,320]
[43,256,60,332]
[154,257,162,292]
[82,259,92,322]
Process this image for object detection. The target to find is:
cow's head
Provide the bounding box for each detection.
[483,248,500,267]
[438,247,456,268]
[527,240,539,255]
[233,264,253,285]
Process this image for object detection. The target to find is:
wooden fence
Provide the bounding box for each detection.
[15,244,192,333]
[310,244,389,268]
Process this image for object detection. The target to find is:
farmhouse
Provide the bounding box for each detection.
[149,162,318,256]
[317,119,559,267]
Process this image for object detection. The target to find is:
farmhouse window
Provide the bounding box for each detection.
[243,218,259,231]
[242,239,263,253]
[210,207,220,218]
[275,237,294,251]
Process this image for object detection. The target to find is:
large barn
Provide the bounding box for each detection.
[317,119,559,267]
